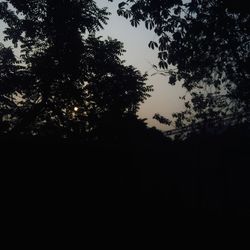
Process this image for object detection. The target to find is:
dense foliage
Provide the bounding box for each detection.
[0,0,153,141]
[113,0,250,135]
[0,0,249,216]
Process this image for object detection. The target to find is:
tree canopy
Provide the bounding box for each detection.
[1,0,249,141]
[0,0,153,142]
[0,0,249,216]
[114,0,250,136]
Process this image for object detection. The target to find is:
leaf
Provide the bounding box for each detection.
[118,2,127,9]
[159,60,168,69]
[145,20,154,30]
[153,113,172,125]
[131,19,140,27]
[148,41,158,50]
[169,75,176,85]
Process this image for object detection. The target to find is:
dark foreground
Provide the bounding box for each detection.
[1,133,250,217]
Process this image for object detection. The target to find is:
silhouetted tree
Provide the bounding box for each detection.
[66,36,153,142]
[0,0,152,141]
[114,0,250,135]
[0,0,109,137]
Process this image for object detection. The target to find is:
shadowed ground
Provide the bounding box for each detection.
[1,132,249,217]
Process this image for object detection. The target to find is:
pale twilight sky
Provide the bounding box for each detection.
[0,1,187,130]
[96,0,186,130]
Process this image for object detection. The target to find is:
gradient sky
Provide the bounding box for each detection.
[0,0,187,130]
[96,0,186,130]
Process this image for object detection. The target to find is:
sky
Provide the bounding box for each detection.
[0,0,187,131]
[95,0,186,130]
